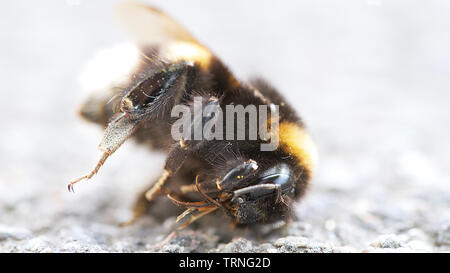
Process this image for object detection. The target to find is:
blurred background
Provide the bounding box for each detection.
[0,0,449,252]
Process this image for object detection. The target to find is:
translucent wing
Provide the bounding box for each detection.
[114,1,199,46]
[115,2,213,68]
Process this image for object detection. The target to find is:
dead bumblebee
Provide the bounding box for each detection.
[70,2,318,228]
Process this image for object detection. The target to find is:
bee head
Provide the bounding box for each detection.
[217,161,296,224]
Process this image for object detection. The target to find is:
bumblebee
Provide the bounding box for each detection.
[70,2,318,228]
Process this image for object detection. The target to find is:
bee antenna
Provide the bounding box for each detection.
[195,175,222,208]
[167,194,211,208]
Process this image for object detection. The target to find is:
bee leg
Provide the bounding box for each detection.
[68,113,140,192]
[132,96,220,225]
[142,131,199,202]
[142,146,190,203]
[142,136,207,201]
[120,174,175,226]
[175,206,218,229]
[167,194,211,208]
[151,231,178,249]
[121,175,211,227]
[122,137,208,226]
[179,184,198,194]
[144,96,221,201]
[195,175,222,207]
[144,169,172,203]
[119,188,151,226]
[68,150,111,192]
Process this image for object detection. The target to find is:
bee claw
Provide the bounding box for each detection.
[67,151,112,194]
[67,174,90,193]
[67,182,76,193]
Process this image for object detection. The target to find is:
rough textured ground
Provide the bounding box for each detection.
[1,0,449,253]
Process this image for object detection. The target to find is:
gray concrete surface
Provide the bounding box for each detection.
[0,0,449,252]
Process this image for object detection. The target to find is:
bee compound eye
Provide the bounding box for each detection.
[218,160,259,191]
[258,163,293,193]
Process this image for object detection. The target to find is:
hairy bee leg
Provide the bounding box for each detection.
[151,231,178,249]
[142,147,188,202]
[68,113,140,192]
[179,184,198,194]
[68,151,111,192]
[195,175,221,207]
[123,136,205,226]
[119,139,195,225]
[119,191,150,227]
[136,95,221,223]
[142,137,203,201]
[143,95,221,202]
[120,174,174,226]
[176,206,217,229]
[142,136,199,202]
[167,194,211,208]
[144,170,171,202]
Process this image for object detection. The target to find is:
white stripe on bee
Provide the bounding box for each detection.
[79,43,140,96]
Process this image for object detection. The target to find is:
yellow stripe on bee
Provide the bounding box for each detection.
[279,122,318,176]
[162,41,212,69]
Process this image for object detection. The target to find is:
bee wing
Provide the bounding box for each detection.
[115,2,217,69]
[114,2,199,46]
